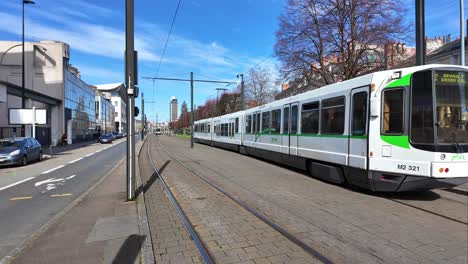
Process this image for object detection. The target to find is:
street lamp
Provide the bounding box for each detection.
[22,0,35,136]
[216,88,228,115]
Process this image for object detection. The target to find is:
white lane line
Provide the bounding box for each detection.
[41,165,65,175]
[68,157,83,164]
[66,175,76,180]
[85,153,94,157]
[0,177,35,191]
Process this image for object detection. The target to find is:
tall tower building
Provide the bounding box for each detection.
[170,96,178,122]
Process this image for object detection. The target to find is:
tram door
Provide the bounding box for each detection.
[348,87,369,169]
[282,102,299,155]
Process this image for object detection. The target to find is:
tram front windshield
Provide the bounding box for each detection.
[410,70,468,152]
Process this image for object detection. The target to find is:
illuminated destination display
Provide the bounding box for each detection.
[435,71,467,85]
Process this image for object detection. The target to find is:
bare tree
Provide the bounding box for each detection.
[275,0,411,85]
[245,67,278,107]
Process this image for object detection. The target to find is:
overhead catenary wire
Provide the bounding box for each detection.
[151,0,183,122]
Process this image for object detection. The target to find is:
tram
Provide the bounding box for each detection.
[194,65,468,192]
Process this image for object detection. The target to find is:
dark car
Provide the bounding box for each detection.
[0,137,43,166]
[99,133,113,144]
[111,132,119,140]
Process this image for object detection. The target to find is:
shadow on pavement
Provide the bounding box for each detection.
[136,160,170,197]
[112,234,145,264]
[378,190,441,201]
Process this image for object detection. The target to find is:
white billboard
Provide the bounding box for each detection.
[9,108,47,125]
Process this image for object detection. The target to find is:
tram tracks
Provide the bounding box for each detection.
[148,136,334,264]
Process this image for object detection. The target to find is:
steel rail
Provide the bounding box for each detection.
[146,137,215,264]
[158,139,334,264]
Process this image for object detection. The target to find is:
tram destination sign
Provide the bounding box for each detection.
[435,71,466,85]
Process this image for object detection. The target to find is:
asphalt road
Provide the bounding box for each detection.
[0,137,140,260]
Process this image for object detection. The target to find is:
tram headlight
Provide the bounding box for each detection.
[440,154,446,160]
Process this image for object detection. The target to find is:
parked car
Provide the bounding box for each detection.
[0,137,43,166]
[111,132,119,140]
[99,134,113,144]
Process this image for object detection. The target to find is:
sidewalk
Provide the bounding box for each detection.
[9,142,149,264]
[42,139,98,156]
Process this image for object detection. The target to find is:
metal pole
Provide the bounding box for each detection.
[141,92,144,140]
[415,0,426,65]
[238,74,245,110]
[190,72,194,148]
[461,0,465,66]
[22,1,25,136]
[125,0,136,201]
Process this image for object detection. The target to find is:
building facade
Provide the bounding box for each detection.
[0,40,122,145]
[170,96,178,122]
[93,83,128,134]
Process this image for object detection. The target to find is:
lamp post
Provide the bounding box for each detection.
[216,88,228,116]
[22,0,35,136]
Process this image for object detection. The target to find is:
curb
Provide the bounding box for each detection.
[135,136,155,264]
[0,157,126,264]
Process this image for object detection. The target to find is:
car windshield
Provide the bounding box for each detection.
[435,71,468,144]
[0,140,22,148]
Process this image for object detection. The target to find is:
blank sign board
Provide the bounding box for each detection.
[9,108,47,125]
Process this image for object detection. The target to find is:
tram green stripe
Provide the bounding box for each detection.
[380,135,410,149]
[385,73,412,88]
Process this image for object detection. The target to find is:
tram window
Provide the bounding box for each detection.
[253,114,257,133]
[256,113,261,133]
[235,118,239,133]
[271,109,281,134]
[246,115,252,133]
[352,92,367,135]
[382,89,404,134]
[261,112,271,133]
[321,97,345,134]
[283,107,290,133]
[301,102,319,134]
[208,124,210,133]
[411,71,434,143]
[291,105,298,134]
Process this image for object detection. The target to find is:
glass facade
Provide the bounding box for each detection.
[96,96,115,134]
[64,70,97,142]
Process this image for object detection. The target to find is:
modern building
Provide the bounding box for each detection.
[0,40,120,145]
[93,83,127,133]
[170,96,178,123]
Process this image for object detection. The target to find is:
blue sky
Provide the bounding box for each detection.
[0,0,466,122]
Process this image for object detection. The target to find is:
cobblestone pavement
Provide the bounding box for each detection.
[148,136,321,264]
[139,142,204,264]
[155,135,468,264]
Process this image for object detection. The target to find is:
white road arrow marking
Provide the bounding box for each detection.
[35,178,65,187]
[66,175,76,180]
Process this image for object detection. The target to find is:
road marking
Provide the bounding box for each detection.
[68,157,83,164]
[0,177,35,191]
[10,196,33,201]
[35,178,65,187]
[66,175,76,180]
[85,152,94,157]
[41,165,65,174]
[50,193,72,197]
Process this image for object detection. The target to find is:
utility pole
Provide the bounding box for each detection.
[461,0,465,66]
[190,72,194,148]
[237,74,245,110]
[216,88,228,116]
[141,76,237,146]
[141,92,144,140]
[415,0,426,65]
[125,0,136,201]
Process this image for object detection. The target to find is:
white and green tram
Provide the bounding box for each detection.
[194,64,468,192]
